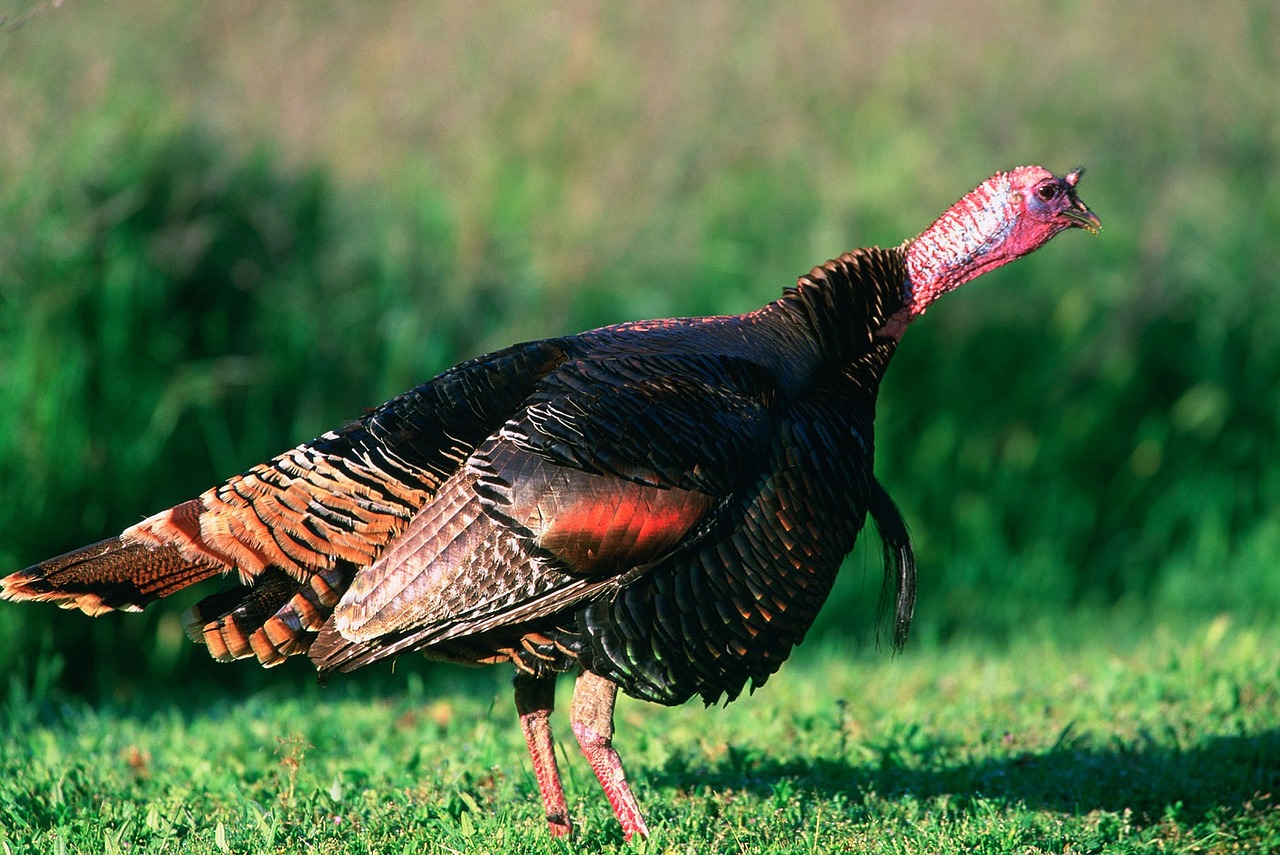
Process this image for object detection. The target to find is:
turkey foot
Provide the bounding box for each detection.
[514,674,573,837]
[572,669,650,841]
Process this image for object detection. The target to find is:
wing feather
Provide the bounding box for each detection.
[313,353,781,673]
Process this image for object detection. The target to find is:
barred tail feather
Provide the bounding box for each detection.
[0,536,222,616]
[182,565,353,667]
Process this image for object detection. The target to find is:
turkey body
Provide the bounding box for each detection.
[3,166,1100,839]
[312,248,912,705]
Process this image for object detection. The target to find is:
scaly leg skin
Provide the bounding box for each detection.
[514,674,573,837]
[571,669,651,841]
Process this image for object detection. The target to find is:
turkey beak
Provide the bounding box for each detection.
[1060,198,1101,234]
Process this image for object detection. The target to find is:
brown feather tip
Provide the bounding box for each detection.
[0,570,141,616]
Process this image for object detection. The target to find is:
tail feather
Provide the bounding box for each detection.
[1,536,222,616]
[1,522,354,670]
[182,565,353,667]
[182,568,301,661]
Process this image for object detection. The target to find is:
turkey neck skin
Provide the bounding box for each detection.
[567,246,909,706]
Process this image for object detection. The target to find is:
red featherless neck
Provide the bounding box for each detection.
[877,165,1098,341]
[905,169,1022,306]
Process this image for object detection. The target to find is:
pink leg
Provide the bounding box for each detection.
[514,675,573,837]
[570,670,650,841]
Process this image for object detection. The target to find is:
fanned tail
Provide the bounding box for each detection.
[0,534,221,616]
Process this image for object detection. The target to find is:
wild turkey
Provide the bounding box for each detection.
[3,165,1098,839]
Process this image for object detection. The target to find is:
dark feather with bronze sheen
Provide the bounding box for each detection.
[2,166,1099,840]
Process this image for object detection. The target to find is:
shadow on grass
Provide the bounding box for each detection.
[650,728,1280,826]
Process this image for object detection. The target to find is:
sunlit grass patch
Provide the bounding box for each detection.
[2,615,1275,853]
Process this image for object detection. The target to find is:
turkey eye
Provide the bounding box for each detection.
[1036,183,1060,202]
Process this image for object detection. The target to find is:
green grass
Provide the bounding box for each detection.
[3,614,1276,853]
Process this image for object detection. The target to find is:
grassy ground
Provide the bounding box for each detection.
[2,614,1275,853]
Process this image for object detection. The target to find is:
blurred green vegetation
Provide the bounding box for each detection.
[0,1,1277,695]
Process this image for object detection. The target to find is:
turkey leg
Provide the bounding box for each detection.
[571,669,651,840]
[514,674,573,837]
